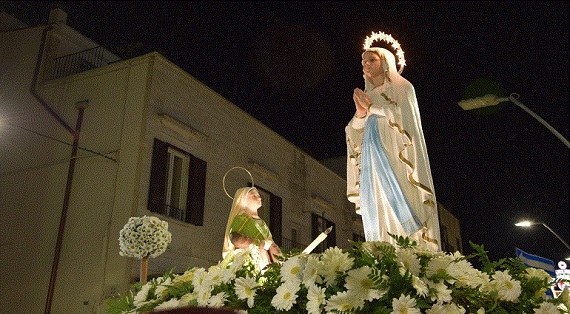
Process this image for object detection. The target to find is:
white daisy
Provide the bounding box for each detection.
[208,291,229,308]
[533,302,560,314]
[345,266,385,301]
[153,298,180,311]
[397,248,421,276]
[491,270,521,302]
[281,255,304,284]
[234,275,258,308]
[271,280,300,311]
[411,275,429,297]
[525,267,552,283]
[426,256,453,282]
[302,255,322,287]
[428,280,453,303]
[319,247,354,286]
[390,294,421,314]
[324,291,364,312]
[306,284,326,314]
[133,282,151,306]
[426,302,466,314]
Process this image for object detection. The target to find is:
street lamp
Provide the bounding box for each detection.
[515,220,570,254]
[458,93,570,149]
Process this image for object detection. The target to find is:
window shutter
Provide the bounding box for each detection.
[148,139,168,214]
[186,155,207,225]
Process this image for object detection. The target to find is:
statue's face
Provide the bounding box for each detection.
[246,188,262,210]
[361,51,383,79]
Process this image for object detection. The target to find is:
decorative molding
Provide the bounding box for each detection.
[247,161,279,183]
[158,113,208,142]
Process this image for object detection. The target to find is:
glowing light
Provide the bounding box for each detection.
[363,31,406,73]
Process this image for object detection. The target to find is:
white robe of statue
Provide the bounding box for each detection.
[346,48,441,250]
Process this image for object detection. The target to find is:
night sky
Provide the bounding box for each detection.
[3,1,568,264]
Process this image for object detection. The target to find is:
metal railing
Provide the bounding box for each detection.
[52,46,108,79]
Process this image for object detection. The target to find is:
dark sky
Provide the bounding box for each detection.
[3,1,568,264]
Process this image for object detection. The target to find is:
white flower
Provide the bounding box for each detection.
[234,275,258,308]
[411,275,429,297]
[280,255,304,284]
[133,282,151,306]
[525,267,553,282]
[271,281,300,311]
[448,259,488,288]
[345,266,385,301]
[306,284,326,314]
[490,270,522,302]
[302,255,322,287]
[208,292,229,308]
[153,298,179,311]
[427,280,453,303]
[325,291,364,312]
[533,302,560,314]
[206,264,235,285]
[397,248,421,276]
[319,247,354,286]
[391,294,421,314]
[426,255,453,282]
[426,302,466,314]
[118,215,172,259]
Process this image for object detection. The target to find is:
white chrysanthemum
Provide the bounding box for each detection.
[133,282,152,306]
[397,248,421,276]
[533,302,560,314]
[345,266,385,301]
[191,267,208,288]
[448,259,488,288]
[477,308,485,314]
[235,275,258,308]
[391,294,421,314]
[413,246,445,260]
[208,292,229,308]
[155,277,172,299]
[118,215,172,258]
[525,267,553,282]
[178,291,198,305]
[427,280,453,303]
[207,264,235,284]
[319,247,354,286]
[325,291,365,312]
[361,241,395,259]
[172,268,197,285]
[271,280,300,311]
[281,256,304,284]
[306,284,326,314]
[196,288,211,307]
[412,275,429,297]
[153,298,180,311]
[303,255,322,287]
[426,302,466,314]
[426,256,453,282]
[491,270,522,302]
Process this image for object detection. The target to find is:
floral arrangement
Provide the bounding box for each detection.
[108,235,569,314]
[119,215,172,259]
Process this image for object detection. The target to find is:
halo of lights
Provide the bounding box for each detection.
[363,31,406,74]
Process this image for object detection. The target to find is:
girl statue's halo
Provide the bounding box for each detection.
[223,166,254,199]
[363,31,406,74]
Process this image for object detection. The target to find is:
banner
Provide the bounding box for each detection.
[515,247,556,277]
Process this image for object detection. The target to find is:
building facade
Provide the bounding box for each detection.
[0,8,461,314]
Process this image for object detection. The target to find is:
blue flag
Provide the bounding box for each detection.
[515,247,556,277]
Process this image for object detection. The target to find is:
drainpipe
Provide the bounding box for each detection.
[30,24,87,314]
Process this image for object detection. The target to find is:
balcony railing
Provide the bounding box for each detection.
[52,46,112,79]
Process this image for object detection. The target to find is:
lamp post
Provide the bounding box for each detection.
[458,93,570,149]
[515,220,570,254]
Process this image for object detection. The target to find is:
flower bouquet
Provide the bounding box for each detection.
[108,235,568,313]
[118,215,173,284]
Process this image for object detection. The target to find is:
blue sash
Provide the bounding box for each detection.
[360,115,422,239]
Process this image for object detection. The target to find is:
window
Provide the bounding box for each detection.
[148,138,207,225]
[311,213,336,253]
[251,185,282,246]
